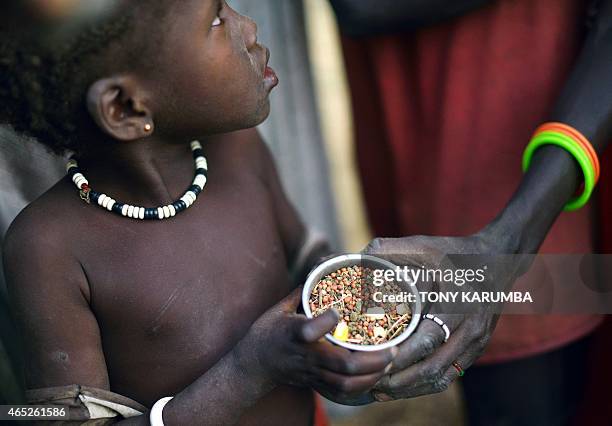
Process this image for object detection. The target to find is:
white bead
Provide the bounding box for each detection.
[158,207,164,219]
[186,191,196,201]
[193,175,207,188]
[139,207,145,220]
[134,207,141,219]
[190,140,202,150]
[72,173,83,183]
[181,196,191,207]
[98,194,107,206]
[128,205,135,218]
[102,197,110,209]
[121,205,129,216]
[168,205,176,217]
[162,206,170,218]
[107,199,115,211]
[195,157,208,169]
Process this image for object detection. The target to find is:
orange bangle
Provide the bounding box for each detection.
[535,122,600,183]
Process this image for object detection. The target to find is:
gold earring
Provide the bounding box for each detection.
[144,123,152,132]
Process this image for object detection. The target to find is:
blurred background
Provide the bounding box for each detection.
[0,0,499,424]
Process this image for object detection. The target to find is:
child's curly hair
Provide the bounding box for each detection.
[0,13,135,156]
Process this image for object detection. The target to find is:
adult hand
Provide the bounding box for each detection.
[363,230,530,400]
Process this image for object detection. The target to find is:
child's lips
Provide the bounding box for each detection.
[264,66,279,88]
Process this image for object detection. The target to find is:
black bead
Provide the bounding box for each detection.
[145,208,157,220]
[195,168,208,178]
[188,185,202,195]
[89,191,100,203]
[192,148,204,158]
[113,203,124,214]
[68,167,81,177]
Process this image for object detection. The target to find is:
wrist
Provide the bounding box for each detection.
[477,217,522,255]
[481,144,580,255]
[233,335,276,391]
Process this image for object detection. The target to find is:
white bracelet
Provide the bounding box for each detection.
[150,396,173,426]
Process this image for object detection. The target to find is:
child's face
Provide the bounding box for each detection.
[139,0,278,138]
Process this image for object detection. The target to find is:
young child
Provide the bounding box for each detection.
[0,1,395,424]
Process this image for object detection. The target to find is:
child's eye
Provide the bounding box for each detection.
[212,15,222,27]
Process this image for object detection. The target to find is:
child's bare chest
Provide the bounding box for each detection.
[73,170,291,398]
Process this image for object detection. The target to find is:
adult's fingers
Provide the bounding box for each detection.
[314,367,389,396]
[375,347,479,401]
[294,309,339,343]
[362,236,445,268]
[309,342,397,375]
[374,321,479,399]
[389,314,463,373]
[315,388,375,407]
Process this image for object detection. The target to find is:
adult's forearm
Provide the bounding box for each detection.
[329,0,494,36]
[118,348,274,425]
[487,146,581,255]
[550,0,612,150]
[487,2,612,254]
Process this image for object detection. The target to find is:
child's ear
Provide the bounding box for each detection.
[86,76,154,141]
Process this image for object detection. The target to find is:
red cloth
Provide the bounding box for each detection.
[571,153,612,426]
[341,0,605,364]
[313,394,329,426]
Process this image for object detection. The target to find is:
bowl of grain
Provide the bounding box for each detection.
[302,254,422,352]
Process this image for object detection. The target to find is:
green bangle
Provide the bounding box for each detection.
[522,131,595,211]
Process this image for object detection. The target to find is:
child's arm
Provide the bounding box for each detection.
[3,211,394,425]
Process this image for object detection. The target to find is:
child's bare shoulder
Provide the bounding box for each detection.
[6,175,82,236]
[3,176,86,286]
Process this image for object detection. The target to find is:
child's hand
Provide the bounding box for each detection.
[236,287,397,399]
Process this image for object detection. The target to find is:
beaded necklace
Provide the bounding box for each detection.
[66,141,208,220]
